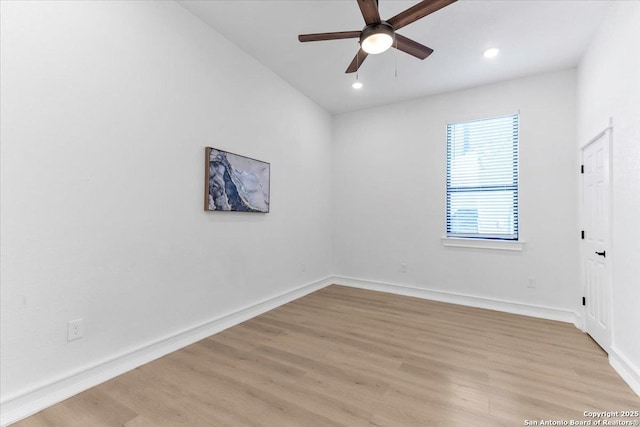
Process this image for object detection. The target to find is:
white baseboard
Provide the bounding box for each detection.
[0,275,598,426]
[609,346,640,398]
[0,277,334,427]
[332,276,582,326]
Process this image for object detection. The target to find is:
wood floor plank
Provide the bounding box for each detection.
[186,341,377,426]
[13,285,640,426]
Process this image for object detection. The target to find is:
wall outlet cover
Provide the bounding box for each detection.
[67,318,84,341]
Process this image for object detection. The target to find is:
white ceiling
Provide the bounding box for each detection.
[178,0,611,114]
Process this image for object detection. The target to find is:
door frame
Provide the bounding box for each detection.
[579,119,613,352]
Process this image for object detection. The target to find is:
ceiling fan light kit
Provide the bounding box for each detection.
[360,22,395,54]
[298,0,457,73]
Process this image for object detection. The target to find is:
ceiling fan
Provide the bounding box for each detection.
[298,0,457,73]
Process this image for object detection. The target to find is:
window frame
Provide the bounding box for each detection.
[445,113,520,242]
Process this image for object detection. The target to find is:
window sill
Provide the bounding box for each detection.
[441,237,525,251]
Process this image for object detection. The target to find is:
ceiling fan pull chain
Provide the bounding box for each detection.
[395,37,398,78]
[357,43,363,82]
[356,47,359,81]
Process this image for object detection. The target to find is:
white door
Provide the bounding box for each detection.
[581,133,611,351]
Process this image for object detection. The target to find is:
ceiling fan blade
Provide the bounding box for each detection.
[388,0,457,31]
[394,34,434,60]
[298,31,361,42]
[357,0,381,25]
[346,49,369,73]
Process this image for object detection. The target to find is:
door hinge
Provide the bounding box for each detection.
[581,165,584,174]
[582,297,586,306]
[581,230,585,239]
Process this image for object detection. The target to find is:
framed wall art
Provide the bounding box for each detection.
[204,147,270,213]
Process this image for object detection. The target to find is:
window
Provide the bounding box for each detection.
[446,113,519,240]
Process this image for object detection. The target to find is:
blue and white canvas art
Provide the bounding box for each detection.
[205,147,270,213]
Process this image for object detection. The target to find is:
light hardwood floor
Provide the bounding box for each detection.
[14,285,640,426]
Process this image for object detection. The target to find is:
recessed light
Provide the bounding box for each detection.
[352,81,363,89]
[483,47,499,58]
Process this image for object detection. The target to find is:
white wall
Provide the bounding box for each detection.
[577,1,640,392]
[333,70,579,315]
[0,0,332,412]
[2,0,637,422]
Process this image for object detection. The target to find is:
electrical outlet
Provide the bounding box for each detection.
[67,318,84,341]
[527,277,536,288]
[301,263,307,272]
[400,263,408,273]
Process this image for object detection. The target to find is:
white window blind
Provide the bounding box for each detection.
[446,113,519,240]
